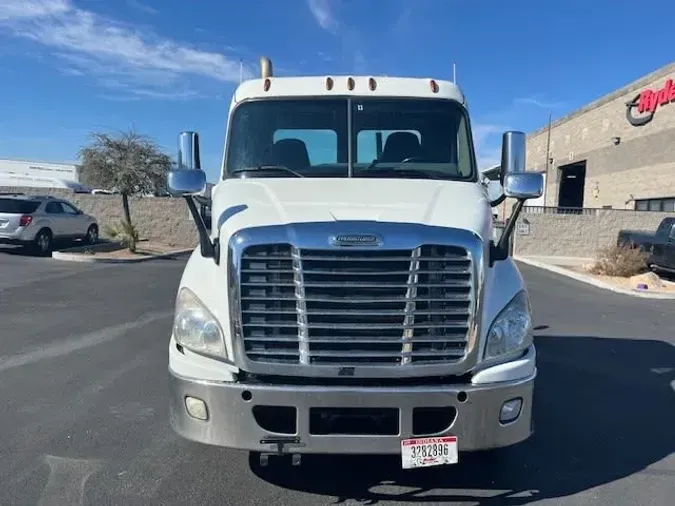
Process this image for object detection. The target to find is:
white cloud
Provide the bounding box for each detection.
[317,51,332,62]
[305,1,368,74]
[0,0,69,21]
[473,124,508,170]
[0,0,250,99]
[307,0,339,34]
[471,93,563,170]
[515,96,564,110]
[126,0,158,15]
[352,49,367,74]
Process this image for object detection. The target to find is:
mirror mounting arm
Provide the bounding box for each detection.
[489,198,525,266]
[489,193,507,208]
[184,195,219,264]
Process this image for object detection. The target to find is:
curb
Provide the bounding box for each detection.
[514,256,675,300]
[52,248,194,264]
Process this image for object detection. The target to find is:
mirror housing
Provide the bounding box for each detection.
[499,131,526,184]
[170,131,218,263]
[178,131,201,171]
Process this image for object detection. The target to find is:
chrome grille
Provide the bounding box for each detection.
[239,244,474,366]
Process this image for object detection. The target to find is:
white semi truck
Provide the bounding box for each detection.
[167,57,544,470]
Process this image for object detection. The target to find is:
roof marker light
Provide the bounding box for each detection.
[326,77,334,90]
[368,77,377,91]
[347,77,355,90]
[430,79,439,93]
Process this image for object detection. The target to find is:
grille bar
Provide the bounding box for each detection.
[244,336,468,343]
[239,243,474,367]
[241,281,471,288]
[241,295,469,303]
[242,268,471,275]
[243,308,469,316]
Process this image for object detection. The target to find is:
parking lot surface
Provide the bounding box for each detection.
[0,249,673,506]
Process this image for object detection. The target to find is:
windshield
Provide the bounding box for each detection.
[224,98,477,181]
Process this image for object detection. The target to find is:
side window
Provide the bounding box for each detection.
[669,223,675,241]
[45,202,63,214]
[273,129,338,165]
[657,219,671,237]
[60,202,79,215]
[662,199,675,212]
[456,114,472,176]
[356,130,421,163]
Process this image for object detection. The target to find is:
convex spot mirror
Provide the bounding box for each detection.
[168,169,207,196]
[503,172,544,200]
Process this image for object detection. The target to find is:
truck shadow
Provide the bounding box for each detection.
[249,335,675,504]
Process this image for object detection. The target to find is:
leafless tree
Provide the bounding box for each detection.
[78,129,171,226]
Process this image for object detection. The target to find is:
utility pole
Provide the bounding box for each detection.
[543,112,552,206]
[239,58,243,84]
[453,62,456,83]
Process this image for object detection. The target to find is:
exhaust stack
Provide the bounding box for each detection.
[260,56,273,79]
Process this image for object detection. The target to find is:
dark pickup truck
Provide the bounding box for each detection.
[617,217,675,272]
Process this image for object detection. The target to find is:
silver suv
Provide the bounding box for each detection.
[0,194,99,256]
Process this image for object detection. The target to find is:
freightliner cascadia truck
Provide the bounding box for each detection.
[167,57,544,470]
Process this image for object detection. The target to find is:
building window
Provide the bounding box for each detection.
[635,197,675,212]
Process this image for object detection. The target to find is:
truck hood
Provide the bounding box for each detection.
[211,178,493,240]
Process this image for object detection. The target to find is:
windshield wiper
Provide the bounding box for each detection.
[354,167,447,180]
[230,165,305,178]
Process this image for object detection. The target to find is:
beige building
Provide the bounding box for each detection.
[525,61,675,212]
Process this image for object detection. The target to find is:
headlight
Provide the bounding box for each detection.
[484,290,533,360]
[173,287,226,359]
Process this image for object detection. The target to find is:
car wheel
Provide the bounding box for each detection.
[34,229,53,257]
[85,224,99,245]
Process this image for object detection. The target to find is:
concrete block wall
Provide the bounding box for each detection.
[513,208,673,257]
[3,186,670,258]
[1,186,198,247]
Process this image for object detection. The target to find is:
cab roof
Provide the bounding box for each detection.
[233,76,466,106]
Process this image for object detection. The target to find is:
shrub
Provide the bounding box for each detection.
[587,242,650,277]
[105,219,140,253]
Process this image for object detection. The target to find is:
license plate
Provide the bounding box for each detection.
[401,436,458,469]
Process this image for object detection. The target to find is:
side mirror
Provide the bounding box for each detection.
[167,131,207,196]
[499,131,526,185]
[170,131,218,262]
[503,172,544,200]
[489,130,538,265]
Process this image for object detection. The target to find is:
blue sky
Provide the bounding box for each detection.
[1,0,674,183]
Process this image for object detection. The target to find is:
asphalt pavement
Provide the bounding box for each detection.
[0,248,673,506]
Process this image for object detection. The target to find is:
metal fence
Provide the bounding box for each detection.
[521,205,674,216]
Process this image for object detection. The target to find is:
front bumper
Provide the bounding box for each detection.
[169,365,535,455]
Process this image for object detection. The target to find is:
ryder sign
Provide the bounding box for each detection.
[626,78,675,127]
